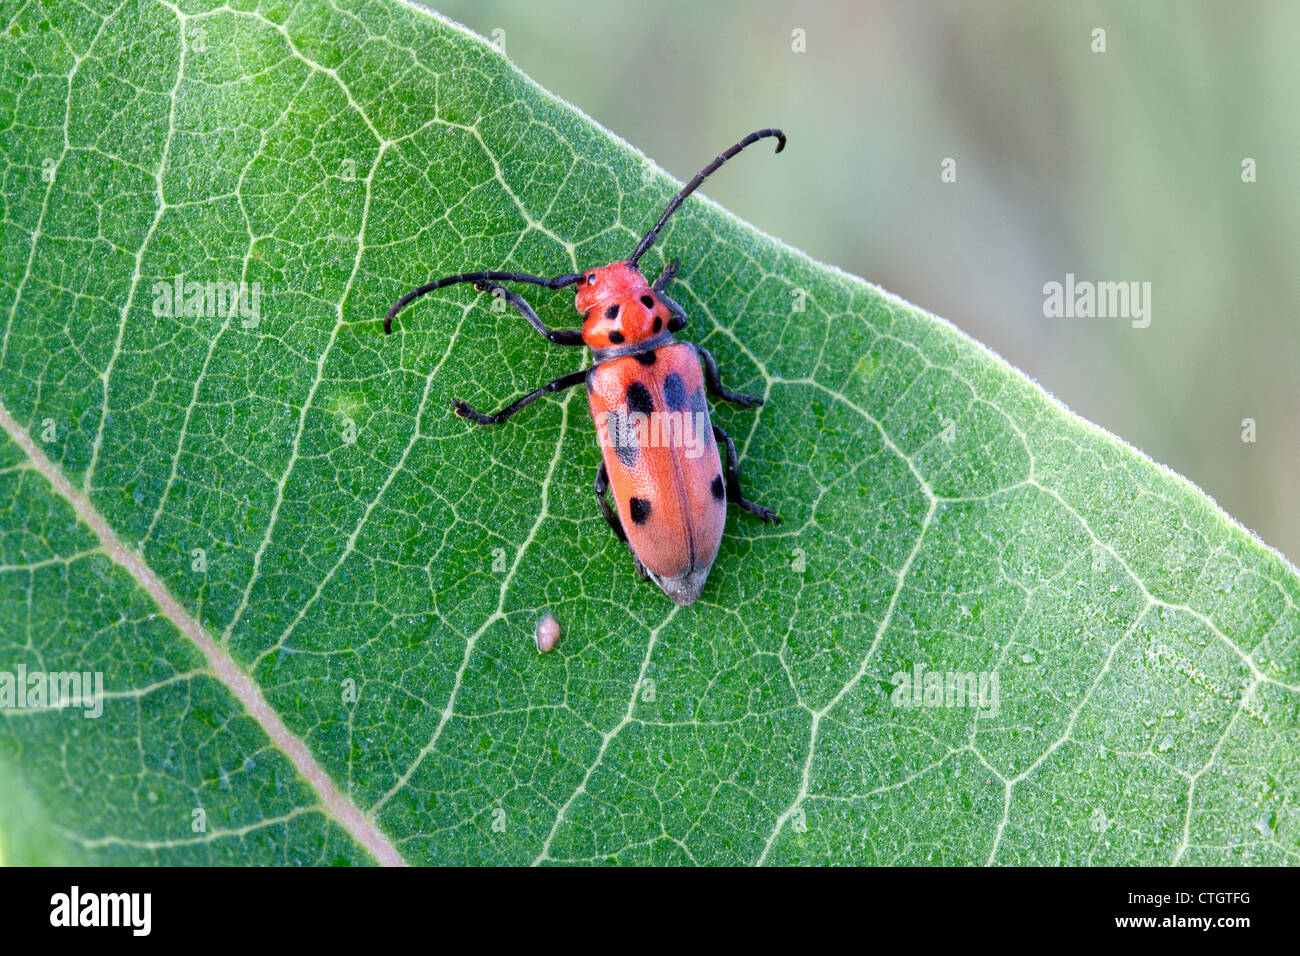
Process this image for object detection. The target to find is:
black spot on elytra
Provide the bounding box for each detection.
[629,497,651,524]
[605,304,619,319]
[663,372,688,411]
[652,317,662,333]
[641,295,655,309]
[634,350,656,366]
[627,381,654,416]
[608,330,625,344]
[711,475,725,500]
[607,410,638,468]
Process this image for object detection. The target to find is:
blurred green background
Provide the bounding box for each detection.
[434,0,1300,561]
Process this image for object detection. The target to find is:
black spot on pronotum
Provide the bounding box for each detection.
[629,497,651,524]
[626,382,654,416]
[605,304,619,319]
[711,475,725,500]
[663,372,687,411]
[652,317,662,333]
[640,295,655,309]
[634,350,657,366]
[608,330,625,344]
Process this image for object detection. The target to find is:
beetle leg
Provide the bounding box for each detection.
[713,424,780,523]
[596,464,649,576]
[649,260,689,332]
[696,345,763,408]
[594,462,627,542]
[452,368,588,425]
[473,280,585,346]
[652,257,681,292]
[659,292,689,333]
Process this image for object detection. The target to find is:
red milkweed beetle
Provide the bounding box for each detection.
[384,129,784,605]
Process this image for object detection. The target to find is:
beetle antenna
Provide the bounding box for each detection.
[384,270,583,333]
[628,128,786,267]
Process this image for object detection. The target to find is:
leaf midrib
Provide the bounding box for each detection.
[0,400,406,867]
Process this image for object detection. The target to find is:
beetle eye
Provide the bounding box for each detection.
[586,274,596,285]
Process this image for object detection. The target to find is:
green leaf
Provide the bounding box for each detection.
[1,0,1296,866]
